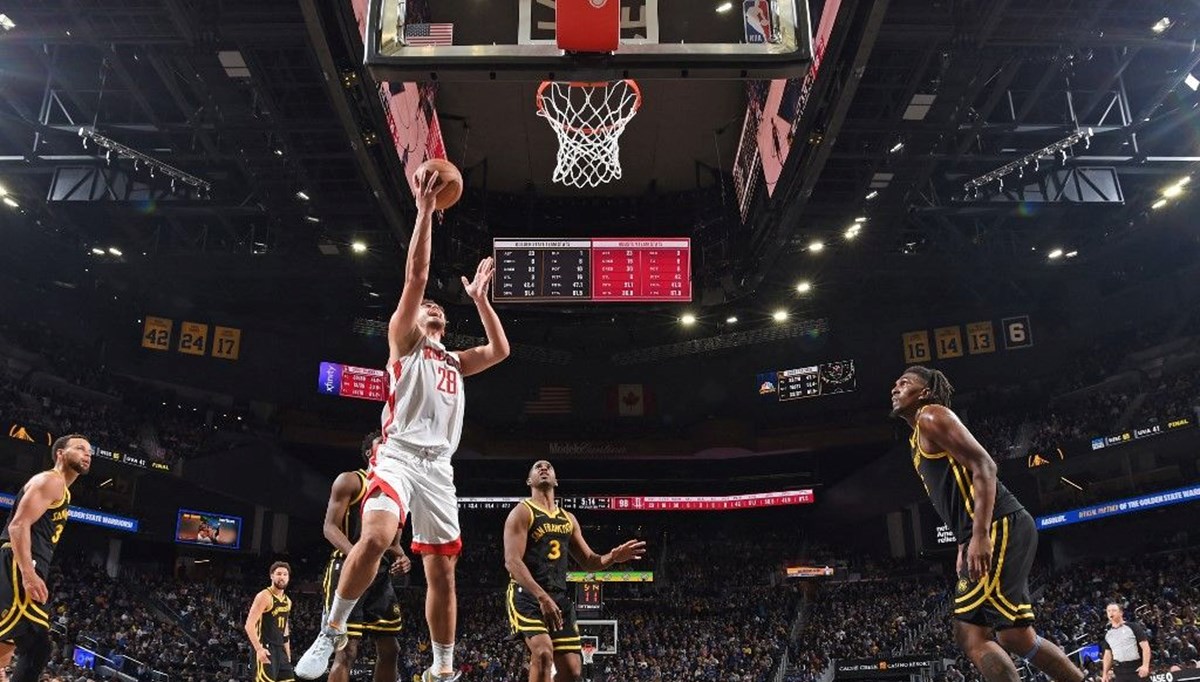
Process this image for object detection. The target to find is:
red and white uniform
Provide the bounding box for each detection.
[369,337,465,555]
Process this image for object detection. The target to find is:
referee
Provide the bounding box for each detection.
[1102,603,1151,682]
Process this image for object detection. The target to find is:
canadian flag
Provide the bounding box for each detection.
[611,384,654,417]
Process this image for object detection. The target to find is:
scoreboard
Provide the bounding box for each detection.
[493,238,691,302]
[317,361,388,402]
[458,489,815,511]
[757,359,857,402]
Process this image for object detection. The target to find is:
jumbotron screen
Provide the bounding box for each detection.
[493,238,691,302]
[175,509,243,550]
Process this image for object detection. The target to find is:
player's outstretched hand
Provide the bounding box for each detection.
[413,166,447,214]
[462,257,495,302]
[610,540,647,564]
[537,593,564,632]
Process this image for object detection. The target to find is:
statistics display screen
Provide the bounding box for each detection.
[317,361,387,402]
[493,238,691,302]
[757,359,857,401]
[175,509,243,550]
[458,489,815,511]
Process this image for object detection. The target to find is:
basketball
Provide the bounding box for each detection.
[417,158,463,210]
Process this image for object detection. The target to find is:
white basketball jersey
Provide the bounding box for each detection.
[380,337,465,460]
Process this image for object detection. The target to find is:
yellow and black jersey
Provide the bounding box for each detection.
[514,499,573,595]
[910,406,1023,543]
[0,471,70,577]
[257,589,291,646]
[333,470,369,559]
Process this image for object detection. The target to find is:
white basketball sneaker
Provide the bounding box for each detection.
[293,623,348,679]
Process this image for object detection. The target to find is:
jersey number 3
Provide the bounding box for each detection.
[547,539,562,560]
[436,367,459,395]
[51,524,64,544]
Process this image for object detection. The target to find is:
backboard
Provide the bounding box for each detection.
[364,0,813,81]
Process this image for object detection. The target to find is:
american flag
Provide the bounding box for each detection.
[523,386,573,416]
[404,23,453,47]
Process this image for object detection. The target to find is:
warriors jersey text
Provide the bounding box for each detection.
[380,338,465,460]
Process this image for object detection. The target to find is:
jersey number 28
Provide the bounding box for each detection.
[436,367,458,395]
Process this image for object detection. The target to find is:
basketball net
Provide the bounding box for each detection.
[536,80,642,188]
[581,643,596,665]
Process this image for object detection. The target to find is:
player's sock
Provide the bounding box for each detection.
[328,593,359,629]
[432,641,455,673]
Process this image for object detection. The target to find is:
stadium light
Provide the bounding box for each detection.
[889,142,904,153]
[808,240,825,253]
[351,241,368,253]
[2,197,17,208]
[0,14,14,31]
[1065,251,1079,259]
[854,216,867,223]
[844,224,862,240]
[90,248,105,255]
[1048,249,1064,260]
[304,215,320,223]
[1151,17,1172,34]
[725,316,738,324]
[108,247,123,256]
[1162,184,1184,198]
[796,281,812,294]
[680,313,697,326]
[0,184,7,196]
[295,190,310,201]
[715,2,733,12]
[772,309,789,322]
[1152,199,1168,209]
[865,190,879,200]
[1186,74,1200,92]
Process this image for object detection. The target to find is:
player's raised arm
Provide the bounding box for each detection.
[918,404,998,580]
[458,257,511,377]
[389,168,448,362]
[244,590,272,664]
[322,472,363,557]
[7,472,65,604]
[565,512,646,572]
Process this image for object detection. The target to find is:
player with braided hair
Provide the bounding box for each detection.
[891,366,1090,682]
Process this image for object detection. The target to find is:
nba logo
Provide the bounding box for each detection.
[744,0,773,44]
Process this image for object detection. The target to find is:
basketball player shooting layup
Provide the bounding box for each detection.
[297,167,511,682]
[503,461,645,682]
[891,367,1090,682]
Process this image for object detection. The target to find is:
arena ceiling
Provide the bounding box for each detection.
[0,0,1198,342]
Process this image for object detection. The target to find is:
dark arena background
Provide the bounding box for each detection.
[1,0,1200,681]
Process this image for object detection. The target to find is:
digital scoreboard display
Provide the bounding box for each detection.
[318,361,387,402]
[493,238,691,302]
[757,359,857,402]
[458,489,815,511]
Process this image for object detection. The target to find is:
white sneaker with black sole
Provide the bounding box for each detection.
[293,623,348,679]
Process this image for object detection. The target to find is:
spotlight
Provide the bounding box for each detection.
[91,248,105,256]
[808,240,825,253]
[716,2,733,12]
[1,197,18,208]
[680,313,697,326]
[1152,199,1168,210]
[854,216,867,223]
[796,281,812,294]
[1151,17,1172,34]
[1162,184,1184,198]
[889,142,904,153]
[865,190,879,200]
[1048,249,1063,260]
[1065,251,1078,259]
[351,241,368,253]
[304,215,320,223]
[295,191,310,201]
[772,310,789,322]
[1186,74,1200,92]
[108,247,123,256]
[725,316,738,324]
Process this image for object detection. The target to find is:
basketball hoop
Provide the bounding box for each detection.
[535,80,642,189]
[581,642,597,665]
